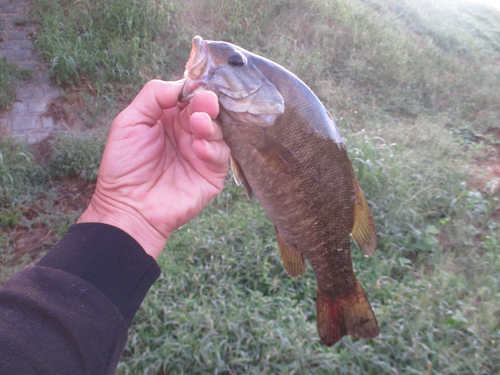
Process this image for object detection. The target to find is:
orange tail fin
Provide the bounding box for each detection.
[316,280,379,346]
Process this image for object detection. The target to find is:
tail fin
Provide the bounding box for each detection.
[316,280,379,346]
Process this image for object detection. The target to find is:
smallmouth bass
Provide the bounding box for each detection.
[180,36,379,346]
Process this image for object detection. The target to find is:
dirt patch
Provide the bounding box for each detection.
[29,135,54,165]
[52,178,95,213]
[2,178,95,256]
[468,127,500,195]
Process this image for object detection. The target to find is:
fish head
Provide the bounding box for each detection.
[180,36,285,126]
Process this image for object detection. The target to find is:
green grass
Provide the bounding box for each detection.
[0,132,105,283]
[0,58,31,110]
[1,0,498,373]
[33,0,176,86]
[30,0,500,132]
[47,130,107,180]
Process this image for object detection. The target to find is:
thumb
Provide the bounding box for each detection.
[114,80,185,129]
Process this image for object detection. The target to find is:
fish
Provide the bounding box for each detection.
[179,36,379,346]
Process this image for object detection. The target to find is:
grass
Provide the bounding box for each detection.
[1,0,499,373]
[0,132,105,283]
[0,58,31,110]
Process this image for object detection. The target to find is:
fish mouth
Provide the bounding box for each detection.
[179,36,209,102]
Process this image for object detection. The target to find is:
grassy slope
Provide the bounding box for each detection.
[0,0,499,373]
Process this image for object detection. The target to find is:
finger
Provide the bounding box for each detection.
[179,91,219,132]
[115,80,185,128]
[193,139,230,171]
[190,112,224,142]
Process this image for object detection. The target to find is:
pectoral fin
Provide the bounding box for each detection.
[275,226,306,279]
[230,155,252,200]
[256,130,299,174]
[350,176,377,256]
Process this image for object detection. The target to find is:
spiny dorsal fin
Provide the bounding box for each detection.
[350,175,377,256]
[275,226,306,279]
[230,155,252,200]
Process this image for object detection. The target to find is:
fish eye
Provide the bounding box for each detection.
[228,52,246,67]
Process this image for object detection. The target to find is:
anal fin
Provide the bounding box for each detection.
[350,175,377,256]
[275,226,305,279]
[316,279,379,346]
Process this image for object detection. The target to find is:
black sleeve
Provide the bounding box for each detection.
[0,223,161,375]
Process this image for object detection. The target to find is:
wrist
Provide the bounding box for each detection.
[78,192,167,259]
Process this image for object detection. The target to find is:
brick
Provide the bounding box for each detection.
[11,101,27,115]
[0,41,18,50]
[12,116,37,130]
[19,61,38,70]
[33,74,51,85]
[42,87,61,100]
[42,116,55,129]
[17,87,41,100]
[28,101,47,114]
[3,49,30,61]
[19,41,34,50]
[6,31,26,40]
[3,5,17,13]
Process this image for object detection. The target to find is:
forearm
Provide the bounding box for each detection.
[0,223,160,375]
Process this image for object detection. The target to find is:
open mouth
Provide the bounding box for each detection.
[179,36,209,102]
[185,36,207,78]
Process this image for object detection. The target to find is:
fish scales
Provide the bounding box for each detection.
[180,36,379,346]
[223,110,356,293]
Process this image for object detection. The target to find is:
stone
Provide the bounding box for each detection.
[6,31,26,40]
[12,115,37,130]
[0,0,62,143]
[28,101,47,114]
[19,61,38,70]
[3,48,30,60]
[16,86,41,100]
[0,41,18,50]
[19,41,34,50]
[42,87,61,99]
[41,116,55,129]
[3,5,17,13]
[11,101,27,115]
[33,74,51,85]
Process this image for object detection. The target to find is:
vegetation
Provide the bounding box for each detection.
[0,58,31,110]
[1,0,499,373]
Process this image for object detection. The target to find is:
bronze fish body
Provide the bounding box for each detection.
[180,36,379,346]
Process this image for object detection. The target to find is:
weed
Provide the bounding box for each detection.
[48,130,107,180]
[0,58,31,110]
[13,16,29,27]
[33,0,176,89]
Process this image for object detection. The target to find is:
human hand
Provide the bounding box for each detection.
[78,80,230,259]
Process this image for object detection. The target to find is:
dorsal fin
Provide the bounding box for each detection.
[350,175,377,256]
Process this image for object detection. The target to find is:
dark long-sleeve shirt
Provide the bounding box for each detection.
[0,223,161,374]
